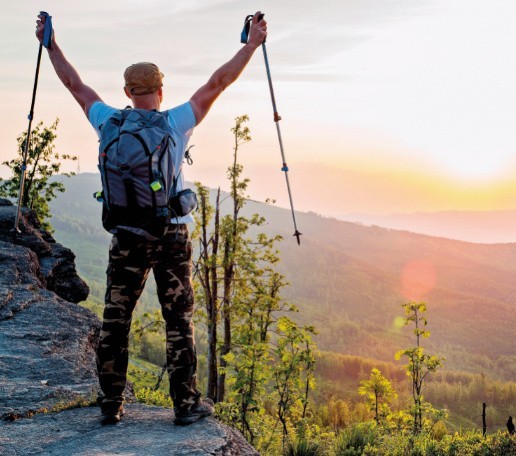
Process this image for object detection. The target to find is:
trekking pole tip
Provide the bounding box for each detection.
[294,230,302,246]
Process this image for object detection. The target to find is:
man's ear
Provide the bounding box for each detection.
[158,87,163,103]
[124,87,132,99]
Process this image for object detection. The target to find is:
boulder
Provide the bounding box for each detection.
[0,201,89,302]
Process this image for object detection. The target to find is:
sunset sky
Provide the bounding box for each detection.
[2,1,516,216]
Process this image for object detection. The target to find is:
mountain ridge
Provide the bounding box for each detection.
[339,209,516,244]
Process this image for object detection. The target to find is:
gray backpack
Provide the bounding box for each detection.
[95,108,176,240]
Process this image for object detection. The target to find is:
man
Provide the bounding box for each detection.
[35,11,267,426]
[508,416,515,435]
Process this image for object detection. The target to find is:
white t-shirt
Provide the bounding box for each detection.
[88,101,196,224]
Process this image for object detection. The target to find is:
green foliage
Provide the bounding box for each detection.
[313,399,362,431]
[424,372,516,432]
[139,331,166,367]
[285,438,323,456]
[358,430,515,456]
[127,356,172,411]
[358,368,398,425]
[192,116,319,454]
[193,116,263,403]
[34,396,98,418]
[130,310,165,362]
[0,119,77,232]
[395,302,445,435]
[334,421,379,455]
[273,317,317,439]
[134,387,173,408]
[79,297,104,318]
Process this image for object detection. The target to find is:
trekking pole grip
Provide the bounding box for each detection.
[257,13,266,43]
[39,11,53,49]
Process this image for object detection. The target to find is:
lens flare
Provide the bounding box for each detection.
[392,316,405,331]
[400,259,436,301]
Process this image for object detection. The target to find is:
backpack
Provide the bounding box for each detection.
[94,108,176,240]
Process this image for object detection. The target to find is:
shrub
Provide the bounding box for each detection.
[134,388,173,408]
[357,430,515,456]
[334,422,378,455]
[286,438,323,456]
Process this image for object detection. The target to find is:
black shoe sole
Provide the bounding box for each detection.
[174,411,212,426]
[100,414,121,425]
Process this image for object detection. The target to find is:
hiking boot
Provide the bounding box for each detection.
[100,411,120,425]
[100,406,125,426]
[174,398,214,426]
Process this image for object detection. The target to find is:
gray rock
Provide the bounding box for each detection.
[0,286,100,419]
[0,241,42,288]
[0,206,100,419]
[39,241,89,303]
[0,205,89,302]
[0,404,258,455]
[0,205,52,257]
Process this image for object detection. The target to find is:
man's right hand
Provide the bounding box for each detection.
[36,14,53,46]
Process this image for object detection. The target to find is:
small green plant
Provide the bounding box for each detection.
[0,119,77,232]
[134,387,173,408]
[395,302,445,435]
[334,422,378,455]
[286,437,322,456]
[358,368,397,425]
[79,297,104,318]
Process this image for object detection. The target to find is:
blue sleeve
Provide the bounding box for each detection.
[88,101,118,137]
[166,102,196,137]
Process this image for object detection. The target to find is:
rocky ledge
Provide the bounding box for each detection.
[0,404,257,456]
[0,200,258,455]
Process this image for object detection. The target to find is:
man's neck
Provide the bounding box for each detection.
[131,92,161,111]
[133,100,160,110]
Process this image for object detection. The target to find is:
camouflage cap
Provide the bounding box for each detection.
[124,62,164,96]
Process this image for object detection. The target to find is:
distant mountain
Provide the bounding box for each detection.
[339,211,516,244]
[49,173,516,381]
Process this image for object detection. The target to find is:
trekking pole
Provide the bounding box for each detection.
[13,11,53,233]
[241,13,302,245]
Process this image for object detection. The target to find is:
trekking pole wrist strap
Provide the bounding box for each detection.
[240,13,265,44]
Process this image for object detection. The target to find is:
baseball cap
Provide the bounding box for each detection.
[124,62,164,96]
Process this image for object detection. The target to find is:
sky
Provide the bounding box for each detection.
[3,1,516,217]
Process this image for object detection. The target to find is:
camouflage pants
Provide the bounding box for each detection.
[96,224,200,413]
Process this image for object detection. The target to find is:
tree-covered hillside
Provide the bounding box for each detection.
[49,173,516,383]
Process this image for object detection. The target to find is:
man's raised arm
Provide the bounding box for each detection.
[36,14,102,117]
[189,12,267,125]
